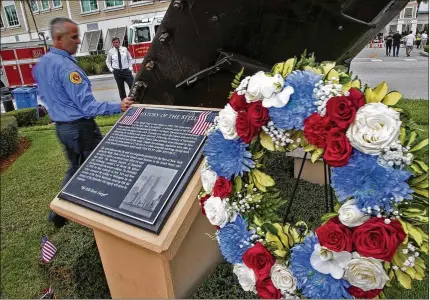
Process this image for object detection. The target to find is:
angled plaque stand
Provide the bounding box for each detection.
[50,105,222,298]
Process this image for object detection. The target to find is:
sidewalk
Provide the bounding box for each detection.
[88,74,114,80]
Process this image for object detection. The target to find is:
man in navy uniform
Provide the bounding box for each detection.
[33,17,134,227]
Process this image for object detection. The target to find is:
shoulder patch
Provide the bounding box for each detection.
[69,71,82,84]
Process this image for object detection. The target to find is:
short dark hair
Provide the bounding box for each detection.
[112,37,120,43]
[410,31,413,34]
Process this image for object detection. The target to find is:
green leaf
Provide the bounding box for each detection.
[326,68,339,82]
[234,176,243,193]
[260,131,275,151]
[372,81,389,102]
[262,223,278,235]
[271,62,284,75]
[399,127,407,144]
[321,62,336,75]
[404,266,416,280]
[252,170,275,187]
[273,223,290,249]
[410,138,429,152]
[417,181,429,189]
[413,188,429,198]
[253,215,263,227]
[311,148,324,163]
[321,212,338,223]
[265,232,284,250]
[415,257,426,269]
[407,131,418,147]
[303,144,316,152]
[414,160,429,172]
[410,173,428,185]
[382,91,402,106]
[406,223,423,245]
[410,163,424,174]
[282,58,296,78]
[252,150,264,160]
[394,269,412,289]
[274,249,287,258]
[414,265,425,280]
[253,179,267,192]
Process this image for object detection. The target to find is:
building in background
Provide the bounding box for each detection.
[0,0,170,56]
[384,0,429,35]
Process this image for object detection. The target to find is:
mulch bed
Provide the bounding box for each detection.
[0,137,31,173]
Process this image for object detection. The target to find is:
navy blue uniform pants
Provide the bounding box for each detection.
[113,69,134,101]
[55,118,102,187]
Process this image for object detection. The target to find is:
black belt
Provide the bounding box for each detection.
[55,118,94,125]
[113,68,130,71]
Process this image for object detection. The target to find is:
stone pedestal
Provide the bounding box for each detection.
[50,161,221,298]
[286,149,326,185]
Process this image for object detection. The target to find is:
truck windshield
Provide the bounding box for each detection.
[134,26,151,43]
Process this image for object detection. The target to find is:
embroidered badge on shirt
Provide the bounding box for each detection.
[69,71,82,84]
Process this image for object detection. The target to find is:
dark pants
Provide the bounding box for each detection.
[113,69,134,101]
[386,44,392,55]
[392,44,400,56]
[55,118,102,187]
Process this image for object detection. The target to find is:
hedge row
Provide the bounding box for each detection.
[76,54,110,76]
[3,108,38,127]
[0,115,19,158]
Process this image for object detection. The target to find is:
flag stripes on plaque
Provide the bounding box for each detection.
[41,235,57,263]
[190,111,217,135]
[119,107,145,125]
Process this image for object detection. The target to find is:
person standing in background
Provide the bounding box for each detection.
[392,31,402,57]
[416,32,421,49]
[404,31,416,57]
[420,31,428,49]
[106,37,135,101]
[33,18,134,227]
[385,32,393,56]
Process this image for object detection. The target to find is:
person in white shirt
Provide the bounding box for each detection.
[106,37,134,101]
[404,31,416,57]
[420,32,428,49]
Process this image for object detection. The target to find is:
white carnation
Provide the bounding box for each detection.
[218,104,239,140]
[204,196,235,228]
[338,200,371,227]
[344,256,389,291]
[262,86,294,108]
[200,161,217,194]
[245,71,284,102]
[270,263,297,293]
[347,103,402,155]
[233,263,257,293]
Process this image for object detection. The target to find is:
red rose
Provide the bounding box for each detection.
[256,277,281,299]
[304,113,334,148]
[326,88,365,129]
[229,92,249,111]
[246,101,269,129]
[199,195,210,215]
[316,217,353,252]
[323,128,353,167]
[352,218,406,262]
[212,177,232,198]
[236,110,257,143]
[347,286,382,299]
[243,243,275,279]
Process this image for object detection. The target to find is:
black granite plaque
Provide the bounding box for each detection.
[59,107,216,234]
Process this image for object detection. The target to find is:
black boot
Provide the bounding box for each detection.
[48,210,67,228]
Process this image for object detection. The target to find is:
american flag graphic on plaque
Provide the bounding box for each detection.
[190,111,217,135]
[118,107,145,126]
[41,235,57,263]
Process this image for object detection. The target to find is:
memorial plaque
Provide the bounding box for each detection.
[59,106,217,234]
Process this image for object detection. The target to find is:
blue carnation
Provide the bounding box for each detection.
[331,150,413,213]
[218,215,253,264]
[203,130,255,179]
[269,70,321,130]
[290,234,352,299]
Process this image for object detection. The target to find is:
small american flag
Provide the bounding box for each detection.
[41,236,57,263]
[190,111,217,135]
[119,107,145,126]
[40,287,54,299]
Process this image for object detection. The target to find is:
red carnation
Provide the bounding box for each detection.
[304,113,334,148]
[229,92,249,111]
[236,110,257,143]
[352,218,406,262]
[199,195,210,215]
[347,286,382,299]
[212,177,232,198]
[326,88,365,129]
[256,277,281,299]
[246,100,269,129]
[323,128,353,167]
[243,242,275,279]
[316,217,353,252]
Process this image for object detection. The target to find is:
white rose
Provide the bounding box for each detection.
[310,244,352,279]
[233,263,257,293]
[262,86,294,108]
[338,199,371,227]
[270,263,297,293]
[347,103,402,155]
[218,104,239,140]
[245,71,284,102]
[204,196,235,228]
[344,256,389,291]
[200,161,217,194]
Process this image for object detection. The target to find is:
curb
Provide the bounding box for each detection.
[420,51,429,57]
[88,74,114,80]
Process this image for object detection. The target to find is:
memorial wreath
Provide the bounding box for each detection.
[198,52,429,299]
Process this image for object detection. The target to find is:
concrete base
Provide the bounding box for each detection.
[294,158,326,185]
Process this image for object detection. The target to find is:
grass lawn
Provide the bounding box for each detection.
[0,100,428,298]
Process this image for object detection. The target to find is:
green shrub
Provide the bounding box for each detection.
[76,55,110,76]
[0,115,19,158]
[78,61,94,76]
[35,114,52,126]
[3,108,38,127]
[93,63,106,75]
[424,45,429,53]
